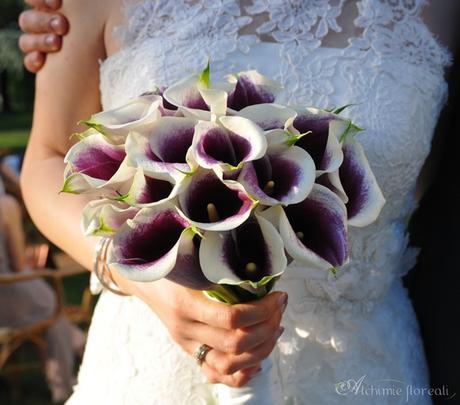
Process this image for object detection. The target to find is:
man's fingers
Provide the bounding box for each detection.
[24,0,62,10]
[193,291,288,330]
[19,33,61,53]
[23,51,46,73]
[19,10,68,35]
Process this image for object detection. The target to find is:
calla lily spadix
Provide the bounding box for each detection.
[339,138,385,227]
[226,70,282,111]
[199,214,287,290]
[262,184,349,272]
[61,133,134,195]
[126,116,198,177]
[81,94,162,137]
[190,115,267,173]
[237,104,297,130]
[178,169,256,231]
[81,199,139,236]
[286,108,347,176]
[119,167,183,207]
[108,203,197,282]
[238,143,315,206]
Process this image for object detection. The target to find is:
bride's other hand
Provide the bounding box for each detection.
[18,0,69,73]
[116,275,287,388]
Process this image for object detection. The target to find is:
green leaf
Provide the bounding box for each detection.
[285,130,312,146]
[78,120,107,135]
[59,174,79,194]
[339,120,364,143]
[199,59,211,88]
[331,104,357,115]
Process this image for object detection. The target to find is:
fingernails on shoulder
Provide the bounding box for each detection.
[45,0,58,9]
[50,17,61,32]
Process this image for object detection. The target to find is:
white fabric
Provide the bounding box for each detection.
[67,1,451,404]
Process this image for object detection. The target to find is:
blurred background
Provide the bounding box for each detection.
[1,2,92,404]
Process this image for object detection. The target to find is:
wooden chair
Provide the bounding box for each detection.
[0,267,87,399]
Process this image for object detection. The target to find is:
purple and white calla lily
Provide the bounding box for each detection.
[226,70,282,111]
[126,116,198,176]
[339,138,385,227]
[108,203,198,282]
[120,167,183,207]
[190,115,267,173]
[199,214,287,290]
[62,133,134,195]
[82,94,162,137]
[262,183,348,272]
[81,199,138,236]
[178,169,256,231]
[238,142,315,206]
[286,108,347,176]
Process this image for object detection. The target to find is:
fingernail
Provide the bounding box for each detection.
[277,293,288,307]
[45,34,56,49]
[50,17,60,31]
[45,0,56,8]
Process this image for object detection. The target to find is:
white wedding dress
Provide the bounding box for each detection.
[66,1,451,404]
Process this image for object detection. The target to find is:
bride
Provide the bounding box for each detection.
[19,0,457,403]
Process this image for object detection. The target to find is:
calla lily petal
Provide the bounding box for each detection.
[163,74,209,111]
[165,234,215,290]
[108,204,193,282]
[191,116,267,173]
[81,199,138,236]
[339,138,385,227]
[239,145,315,206]
[226,70,282,111]
[83,94,162,136]
[62,134,134,195]
[263,184,348,271]
[126,116,197,177]
[287,108,346,175]
[237,104,297,130]
[121,167,183,207]
[178,169,255,231]
[316,171,349,203]
[199,214,287,286]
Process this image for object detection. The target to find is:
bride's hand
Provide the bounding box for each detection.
[18,0,69,73]
[114,274,287,388]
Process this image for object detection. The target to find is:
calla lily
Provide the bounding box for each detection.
[238,144,315,206]
[82,94,162,136]
[61,133,134,195]
[226,70,282,111]
[199,214,287,289]
[286,108,347,176]
[237,104,297,130]
[126,116,198,177]
[339,138,385,227]
[120,167,183,207]
[190,115,267,173]
[316,171,349,203]
[81,199,138,236]
[165,234,215,290]
[178,169,256,231]
[262,184,348,271]
[108,203,197,282]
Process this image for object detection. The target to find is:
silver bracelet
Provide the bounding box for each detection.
[93,237,129,297]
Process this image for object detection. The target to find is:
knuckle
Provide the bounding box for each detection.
[231,374,248,388]
[218,359,235,376]
[223,335,239,354]
[18,12,28,31]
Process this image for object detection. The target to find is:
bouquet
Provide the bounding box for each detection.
[62,64,385,404]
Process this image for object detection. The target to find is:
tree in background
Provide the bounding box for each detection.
[0,0,25,113]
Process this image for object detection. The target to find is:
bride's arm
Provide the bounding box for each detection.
[20,0,286,388]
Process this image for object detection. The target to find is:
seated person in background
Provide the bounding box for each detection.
[0,186,85,403]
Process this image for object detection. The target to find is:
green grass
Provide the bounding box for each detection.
[0,112,32,150]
